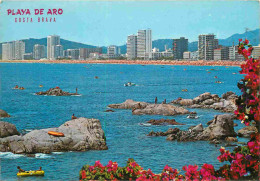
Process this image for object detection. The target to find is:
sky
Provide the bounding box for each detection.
[0,0,259,46]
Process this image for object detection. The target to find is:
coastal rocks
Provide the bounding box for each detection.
[35,87,79,96]
[225,137,238,142]
[147,119,185,125]
[0,121,20,138]
[148,128,180,137]
[108,99,148,109]
[0,118,107,154]
[133,104,189,116]
[149,114,236,142]
[237,126,258,138]
[172,91,238,113]
[0,109,10,118]
[105,109,115,112]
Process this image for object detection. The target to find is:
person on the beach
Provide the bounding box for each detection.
[71,114,77,119]
[155,97,158,104]
[17,166,25,173]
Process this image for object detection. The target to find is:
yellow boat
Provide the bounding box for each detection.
[17,170,44,177]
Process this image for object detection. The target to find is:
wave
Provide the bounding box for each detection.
[52,152,63,155]
[35,153,52,158]
[71,94,82,96]
[138,123,152,127]
[0,152,24,159]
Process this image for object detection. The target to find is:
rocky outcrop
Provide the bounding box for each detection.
[36,87,79,96]
[237,126,258,138]
[0,118,107,154]
[108,99,189,116]
[148,128,180,137]
[149,114,236,142]
[133,104,189,116]
[108,99,148,109]
[0,121,20,138]
[147,119,185,125]
[0,109,10,118]
[172,92,238,113]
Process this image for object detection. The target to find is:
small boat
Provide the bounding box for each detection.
[39,85,43,87]
[17,170,44,177]
[124,82,136,87]
[48,131,65,137]
[215,81,223,84]
[182,89,188,92]
[187,112,199,119]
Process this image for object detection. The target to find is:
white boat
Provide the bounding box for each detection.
[124,82,136,87]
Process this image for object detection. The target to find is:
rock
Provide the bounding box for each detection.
[237,126,258,138]
[207,120,213,125]
[147,119,185,125]
[198,114,237,140]
[0,118,107,154]
[202,99,215,105]
[191,124,204,133]
[133,104,189,116]
[222,91,238,100]
[193,92,212,104]
[210,139,220,144]
[105,109,114,112]
[147,128,180,137]
[108,99,148,109]
[0,109,10,118]
[225,137,238,142]
[35,87,79,96]
[179,99,193,106]
[0,121,20,138]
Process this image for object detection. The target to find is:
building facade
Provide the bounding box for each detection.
[137,29,152,59]
[252,45,260,59]
[198,34,218,60]
[127,35,137,60]
[229,46,244,61]
[47,35,60,59]
[173,37,188,59]
[107,45,121,59]
[33,44,45,60]
[79,47,102,60]
[2,41,25,60]
[190,51,199,60]
[64,49,80,59]
[144,47,173,60]
[214,47,229,60]
[183,51,191,59]
[23,53,33,60]
[51,45,63,59]
[14,41,25,60]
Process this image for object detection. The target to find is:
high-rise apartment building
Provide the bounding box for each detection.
[173,37,188,59]
[198,34,218,60]
[107,45,121,59]
[14,41,25,60]
[137,29,152,59]
[229,45,244,61]
[214,47,229,60]
[33,44,45,60]
[64,49,80,59]
[2,41,24,60]
[127,35,137,60]
[2,42,15,60]
[47,35,60,59]
[51,45,63,59]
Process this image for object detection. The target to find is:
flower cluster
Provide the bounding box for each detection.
[79,39,260,181]
[235,39,260,126]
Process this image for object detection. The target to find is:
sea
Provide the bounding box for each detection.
[0,63,248,180]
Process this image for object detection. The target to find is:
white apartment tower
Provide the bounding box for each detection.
[127,35,137,60]
[137,29,152,59]
[198,34,218,60]
[14,41,25,60]
[47,35,60,59]
[33,44,45,60]
[51,45,63,59]
[2,41,24,60]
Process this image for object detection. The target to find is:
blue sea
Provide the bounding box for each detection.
[0,63,247,180]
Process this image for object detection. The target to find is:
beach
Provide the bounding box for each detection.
[0,59,243,66]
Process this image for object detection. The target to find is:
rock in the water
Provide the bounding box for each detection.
[237,126,258,138]
[36,87,79,96]
[147,119,185,125]
[0,121,20,138]
[0,118,107,154]
[105,109,115,112]
[108,99,148,109]
[225,137,238,142]
[179,99,193,106]
[198,114,236,140]
[0,109,10,118]
[148,128,180,137]
[193,92,212,104]
[133,104,189,116]
[191,123,204,133]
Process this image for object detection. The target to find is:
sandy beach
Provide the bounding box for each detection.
[0,59,244,66]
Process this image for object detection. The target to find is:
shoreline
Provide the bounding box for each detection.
[0,59,243,66]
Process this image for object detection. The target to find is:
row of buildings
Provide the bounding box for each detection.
[2,31,260,60]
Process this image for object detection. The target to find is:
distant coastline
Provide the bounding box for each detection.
[0,60,243,66]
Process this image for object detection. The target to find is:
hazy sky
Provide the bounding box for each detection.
[0,0,259,46]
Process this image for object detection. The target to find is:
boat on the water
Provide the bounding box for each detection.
[17,170,44,177]
[124,82,136,87]
[187,112,199,119]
